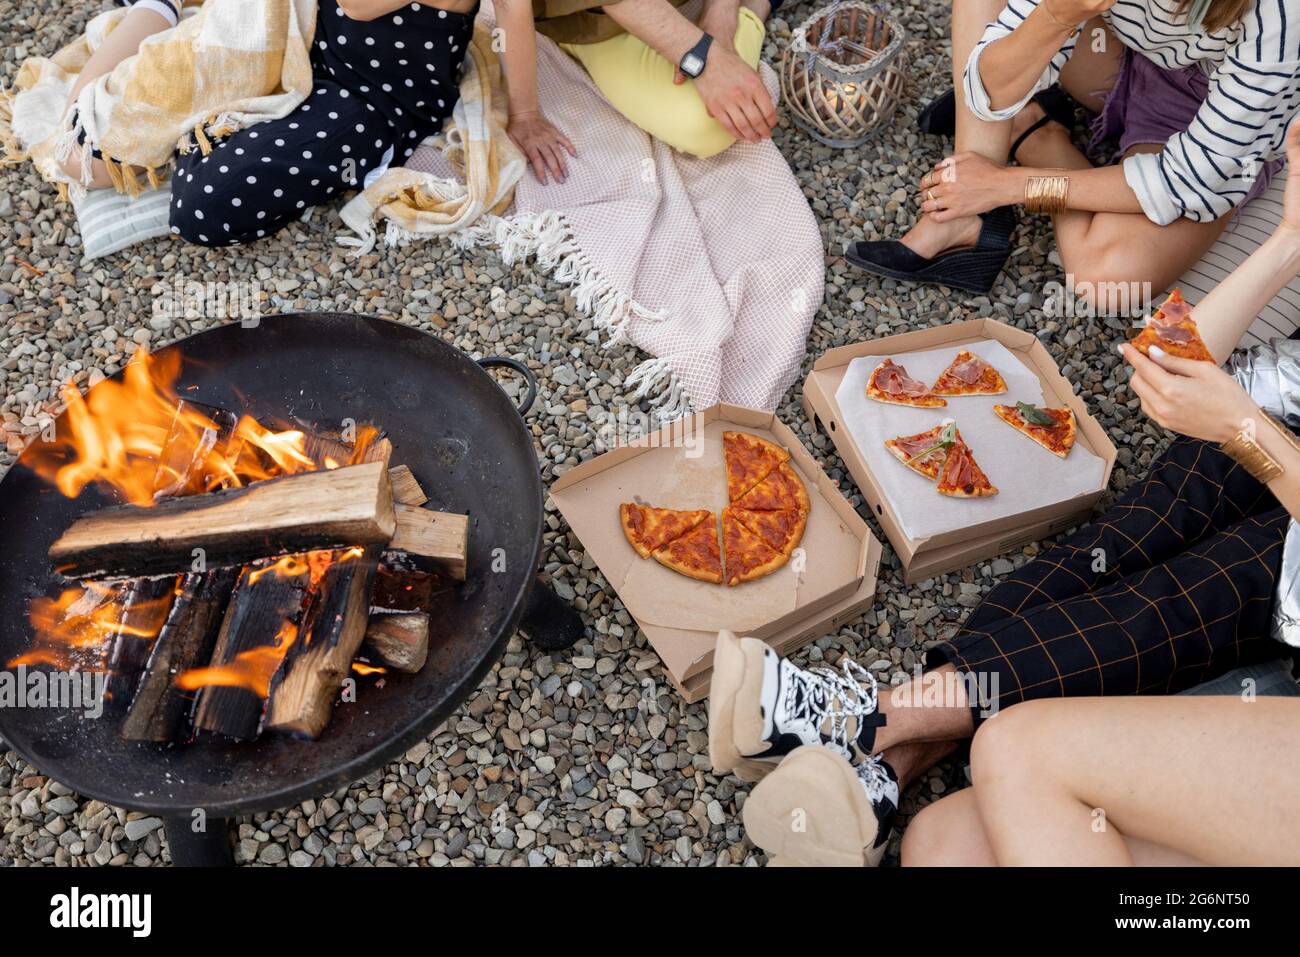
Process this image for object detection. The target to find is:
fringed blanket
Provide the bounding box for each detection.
[353,2,824,416]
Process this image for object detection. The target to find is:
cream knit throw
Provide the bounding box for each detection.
[1,0,316,197]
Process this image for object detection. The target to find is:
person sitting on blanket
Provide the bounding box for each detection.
[494,0,780,182]
[706,124,1300,868]
[58,0,479,246]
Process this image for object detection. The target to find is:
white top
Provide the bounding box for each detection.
[963,0,1300,225]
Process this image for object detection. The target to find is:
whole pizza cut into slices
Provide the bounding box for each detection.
[884,423,963,481]
[929,350,1008,396]
[728,505,807,558]
[866,359,947,408]
[723,430,790,501]
[721,508,786,586]
[652,513,723,584]
[993,403,1077,458]
[619,502,712,558]
[935,441,998,498]
[1132,289,1215,362]
[731,462,811,513]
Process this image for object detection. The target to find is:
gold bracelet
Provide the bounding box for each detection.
[1221,423,1285,484]
[1040,0,1079,31]
[1024,174,1070,215]
[1262,411,1300,457]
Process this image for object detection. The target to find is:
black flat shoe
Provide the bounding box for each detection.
[917,86,1078,140]
[844,205,1017,295]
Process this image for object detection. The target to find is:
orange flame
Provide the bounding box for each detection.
[13,582,171,670]
[352,662,386,676]
[22,347,322,506]
[174,620,299,698]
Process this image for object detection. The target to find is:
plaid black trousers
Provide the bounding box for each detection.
[930,434,1292,724]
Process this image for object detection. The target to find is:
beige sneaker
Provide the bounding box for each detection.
[742,744,900,867]
[707,630,885,782]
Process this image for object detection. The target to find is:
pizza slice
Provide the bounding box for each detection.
[993,403,1077,458]
[619,502,712,559]
[1131,288,1215,362]
[935,441,998,498]
[722,508,786,586]
[929,350,1008,396]
[731,462,811,513]
[723,431,790,502]
[728,505,807,558]
[652,512,723,584]
[884,423,963,481]
[866,358,947,408]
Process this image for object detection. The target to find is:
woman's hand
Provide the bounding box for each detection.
[1278,122,1300,237]
[507,111,576,185]
[919,153,1020,222]
[1120,344,1261,443]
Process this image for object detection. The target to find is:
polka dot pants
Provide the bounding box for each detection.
[169,0,475,247]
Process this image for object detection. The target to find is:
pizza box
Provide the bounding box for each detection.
[549,403,882,703]
[802,318,1118,584]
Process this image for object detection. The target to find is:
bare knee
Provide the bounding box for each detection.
[57,146,114,191]
[969,700,1055,787]
[901,798,961,866]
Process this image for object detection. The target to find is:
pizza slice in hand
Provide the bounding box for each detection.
[723,431,790,501]
[1132,288,1215,362]
[620,502,712,558]
[930,350,1008,396]
[993,403,1077,458]
[728,505,807,557]
[866,359,947,408]
[884,423,962,481]
[722,508,785,586]
[652,513,723,584]
[731,462,811,512]
[936,441,998,498]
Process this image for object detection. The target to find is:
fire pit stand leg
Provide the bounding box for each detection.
[518,577,585,651]
[164,815,235,867]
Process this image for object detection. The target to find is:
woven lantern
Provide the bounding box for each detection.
[780,1,907,148]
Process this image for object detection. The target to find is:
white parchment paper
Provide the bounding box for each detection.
[833,341,1106,541]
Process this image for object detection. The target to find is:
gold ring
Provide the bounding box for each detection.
[925,188,936,202]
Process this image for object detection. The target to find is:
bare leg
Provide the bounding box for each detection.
[899,0,1011,258]
[59,6,175,188]
[872,664,977,753]
[902,787,1207,866]
[971,697,1300,865]
[883,737,957,789]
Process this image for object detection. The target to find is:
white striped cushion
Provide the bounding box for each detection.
[72,185,172,260]
[1176,175,1300,348]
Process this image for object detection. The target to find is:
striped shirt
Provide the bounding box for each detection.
[963,0,1300,225]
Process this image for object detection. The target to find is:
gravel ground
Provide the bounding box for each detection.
[0,0,1169,866]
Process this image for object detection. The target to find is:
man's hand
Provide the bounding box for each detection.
[692,44,776,143]
[1120,344,1260,443]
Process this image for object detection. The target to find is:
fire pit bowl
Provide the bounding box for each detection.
[0,313,580,863]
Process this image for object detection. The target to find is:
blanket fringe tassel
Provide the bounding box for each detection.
[445,210,689,418]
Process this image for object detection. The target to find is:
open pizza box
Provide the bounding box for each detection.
[802,319,1118,585]
[549,403,882,703]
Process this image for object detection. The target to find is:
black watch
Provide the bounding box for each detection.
[679,31,713,79]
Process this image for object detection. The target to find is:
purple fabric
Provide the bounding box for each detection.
[1089,47,1284,208]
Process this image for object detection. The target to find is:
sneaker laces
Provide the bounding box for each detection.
[781,657,880,759]
[855,753,897,807]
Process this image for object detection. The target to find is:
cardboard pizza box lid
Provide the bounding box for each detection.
[802,318,1118,584]
[550,403,881,693]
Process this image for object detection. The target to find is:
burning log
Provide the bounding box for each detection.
[362,613,429,673]
[188,559,315,740]
[265,441,394,739]
[49,461,397,580]
[390,504,469,581]
[99,576,180,717]
[120,567,238,743]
